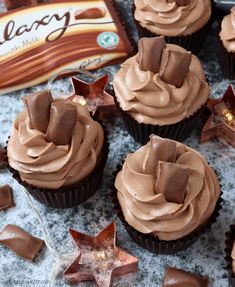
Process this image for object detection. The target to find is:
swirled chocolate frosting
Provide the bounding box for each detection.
[7,91,104,189]
[113,37,209,125]
[162,267,211,286]
[219,7,235,52]
[134,0,211,36]
[115,135,220,241]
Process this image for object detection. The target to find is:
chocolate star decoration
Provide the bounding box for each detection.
[64,222,138,287]
[69,75,120,120]
[201,85,235,147]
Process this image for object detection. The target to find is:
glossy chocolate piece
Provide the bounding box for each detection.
[162,267,211,287]
[4,0,39,10]
[167,0,190,5]
[156,162,189,204]
[0,185,14,211]
[144,136,176,174]
[137,37,166,74]
[23,91,53,133]
[0,224,44,261]
[46,102,77,145]
[74,8,106,20]
[0,146,7,169]
[160,49,191,88]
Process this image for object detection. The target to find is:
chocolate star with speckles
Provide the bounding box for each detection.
[201,85,235,147]
[0,146,7,169]
[69,75,120,120]
[64,222,138,287]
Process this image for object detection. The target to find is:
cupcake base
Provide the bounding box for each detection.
[218,37,235,80]
[121,105,206,145]
[8,128,109,209]
[225,225,235,287]
[112,166,223,255]
[132,4,212,54]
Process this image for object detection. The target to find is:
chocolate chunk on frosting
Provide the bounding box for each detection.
[162,267,211,287]
[167,0,190,6]
[0,185,14,211]
[137,37,166,74]
[156,162,189,204]
[159,49,191,88]
[0,225,44,261]
[23,91,53,133]
[74,8,106,20]
[46,102,77,145]
[144,135,176,174]
[0,146,7,169]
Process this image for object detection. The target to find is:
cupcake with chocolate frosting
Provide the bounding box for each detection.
[219,7,235,79]
[225,225,235,287]
[133,0,212,54]
[113,37,209,144]
[7,91,108,208]
[113,135,221,254]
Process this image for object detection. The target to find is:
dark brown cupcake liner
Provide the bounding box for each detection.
[218,37,235,80]
[119,99,206,145]
[111,164,223,255]
[132,3,212,54]
[7,126,109,209]
[225,225,235,287]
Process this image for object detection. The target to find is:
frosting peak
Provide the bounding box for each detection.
[115,135,220,240]
[134,0,211,36]
[220,7,235,52]
[8,93,104,189]
[113,38,208,125]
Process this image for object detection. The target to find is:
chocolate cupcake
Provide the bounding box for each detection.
[133,0,212,54]
[113,135,222,254]
[225,225,235,287]
[162,267,212,286]
[113,37,209,144]
[218,7,235,79]
[7,91,108,208]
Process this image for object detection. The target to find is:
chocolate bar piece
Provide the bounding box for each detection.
[0,225,44,261]
[0,185,14,211]
[46,102,77,145]
[23,91,53,133]
[4,0,42,11]
[0,224,44,261]
[162,267,212,287]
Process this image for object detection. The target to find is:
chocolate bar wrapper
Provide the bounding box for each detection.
[132,3,212,54]
[111,165,223,255]
[225,225,235,287]
[7,124,109,209]
[218,37,235,80]
[0,0,135,95]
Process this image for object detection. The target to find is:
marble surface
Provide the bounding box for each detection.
[0,1,235,287]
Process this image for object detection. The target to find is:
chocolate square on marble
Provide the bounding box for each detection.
[0,185,14,211]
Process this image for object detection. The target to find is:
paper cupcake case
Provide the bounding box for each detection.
[225,225,235,287]
[132,4,212,55]
[218,37,235,80]
[111,165,223,255]
[121,104,206,145]
[7,125,109,209]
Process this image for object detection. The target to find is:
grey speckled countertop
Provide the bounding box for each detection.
[0,1,235,287]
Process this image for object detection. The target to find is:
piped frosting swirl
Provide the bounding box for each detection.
[115,135,220,241]
[113,37,209,125]
[134,0,211,36]
[7,93,104,189]
[220,7,235,52]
